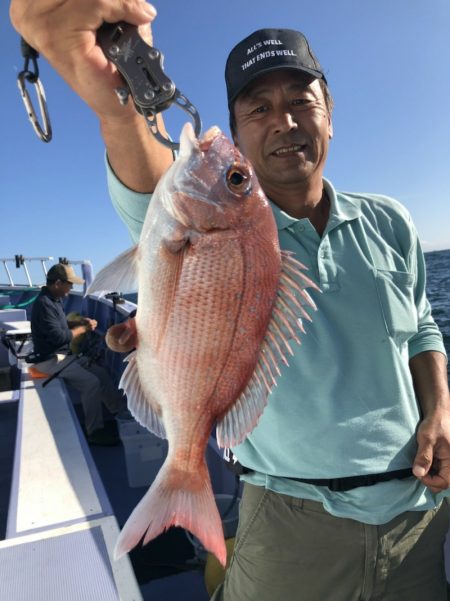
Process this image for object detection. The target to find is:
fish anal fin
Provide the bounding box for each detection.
[119,351,166,439]
[216,251,319,448]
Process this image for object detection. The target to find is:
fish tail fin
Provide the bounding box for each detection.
[114,458,227,566]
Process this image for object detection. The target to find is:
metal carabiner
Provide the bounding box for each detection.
[17,38,52,143]
[17,70,52,143]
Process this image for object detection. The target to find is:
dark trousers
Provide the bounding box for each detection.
[211,483,449,601]
[33,354,125,434]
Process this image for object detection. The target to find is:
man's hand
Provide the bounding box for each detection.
[9,0,156,120]
[413,409,450,493]
[9,0,173,191]
[106,318,137,352]
[409,351,450,493]
[82,318,98,332]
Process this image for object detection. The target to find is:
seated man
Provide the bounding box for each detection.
[30,263,128,446]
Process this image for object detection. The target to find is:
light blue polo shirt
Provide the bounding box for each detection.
[107,163,448,524]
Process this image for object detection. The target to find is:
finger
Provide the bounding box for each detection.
[412,441,434,479]
[106,320,137,352]
[119,329,133,345]
[138,22,153,46]
[101,0,157,26]
[10,0,156,50]
[420,472,449,493]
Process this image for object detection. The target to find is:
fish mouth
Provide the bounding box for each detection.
[199,126,222,152]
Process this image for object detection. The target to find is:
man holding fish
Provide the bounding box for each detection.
[10,1,450,599]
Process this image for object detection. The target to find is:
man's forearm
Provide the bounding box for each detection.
[409,351,450,417]
[101,111,174,193]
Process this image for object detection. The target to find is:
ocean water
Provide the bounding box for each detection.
[425,248,450,382]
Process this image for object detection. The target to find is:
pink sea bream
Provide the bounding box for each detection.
[89,123,319,566]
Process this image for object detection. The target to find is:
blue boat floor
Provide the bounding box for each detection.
[0,400,17,540]
[70,399,211,600]
[0,377,212,600]
[140,571,209,601]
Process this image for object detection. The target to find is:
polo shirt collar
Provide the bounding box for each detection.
[268,177,362,231]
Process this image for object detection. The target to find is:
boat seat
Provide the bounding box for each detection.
[0,318,32,364]
[27,366,49,378]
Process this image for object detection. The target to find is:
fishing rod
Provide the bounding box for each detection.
[40,329,105,387]
[41,352,81,388]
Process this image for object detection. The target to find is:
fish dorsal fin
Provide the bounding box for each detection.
[87,245,139,295]
[216,251,319,448]
[120,351,167,439]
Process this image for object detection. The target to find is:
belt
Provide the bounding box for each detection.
[224,452,414,492]
[283,468,414,492]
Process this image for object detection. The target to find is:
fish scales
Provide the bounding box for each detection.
[146,238,280,414]
[88,122,318,567]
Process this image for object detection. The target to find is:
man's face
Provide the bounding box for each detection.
[233,70,333,197]
[52,279,73,298]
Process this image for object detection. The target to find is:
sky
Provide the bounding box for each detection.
[1,0,450,285]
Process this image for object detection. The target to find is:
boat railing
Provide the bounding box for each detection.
[0,256,93,293]
[0,255,53,287]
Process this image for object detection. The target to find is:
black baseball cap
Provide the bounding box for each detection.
[225,28,326,107]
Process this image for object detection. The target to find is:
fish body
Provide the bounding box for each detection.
[89,123,318,566]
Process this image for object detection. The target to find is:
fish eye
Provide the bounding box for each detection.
[226,164,252,194]
[229,171,245,186]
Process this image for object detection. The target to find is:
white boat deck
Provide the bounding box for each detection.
[0,517,141,601]
[7,376,107,535]
[0,364,142,600]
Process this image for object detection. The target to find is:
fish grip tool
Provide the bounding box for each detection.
[97,22,202,150]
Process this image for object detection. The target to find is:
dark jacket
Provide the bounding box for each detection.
[30,287,72,360]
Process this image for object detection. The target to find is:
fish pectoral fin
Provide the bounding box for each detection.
[216,251,319,448]
[119,351,166,439]
[87,245,139,295]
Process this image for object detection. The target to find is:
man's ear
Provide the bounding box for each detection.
[328,115,333,139]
